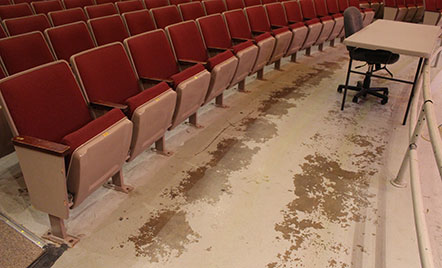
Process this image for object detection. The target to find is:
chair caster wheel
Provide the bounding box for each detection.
[352,96,359,103]
[384,91,389,96]
[337,87,343,93]
[381,98,388,105]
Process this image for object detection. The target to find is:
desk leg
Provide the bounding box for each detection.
[402,58,423,125]
[341,58,353,111]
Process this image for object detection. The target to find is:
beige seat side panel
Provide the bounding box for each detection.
[286,26,308,56]
[229,45,258,86]
[204,56,238,104]
[315,20,334,45]
[269,31,291,63]
[327,17,343,41]
[302,23,321,49]
[252,37,275,73]
[383,6,398,20]
[423,11,441,25]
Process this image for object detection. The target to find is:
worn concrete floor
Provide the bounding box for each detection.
[0,43,441,268]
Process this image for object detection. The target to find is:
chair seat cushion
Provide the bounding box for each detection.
[61,108,125,154]
[350,48,400,65]
[207,50,234,71]
[232,40,254,54]
[272,26,290,35]
[320,15,333,21]
[171,63,205,86]
[289,22,306,29]
[305,18,321,25]
[254,32,272,42]
[125,81,170,117]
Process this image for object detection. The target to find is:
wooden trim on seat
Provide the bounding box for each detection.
[12,135,70,156]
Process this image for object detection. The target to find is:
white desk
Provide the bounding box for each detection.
[341,20,441,124]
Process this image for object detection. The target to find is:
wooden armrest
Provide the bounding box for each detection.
[90,100,128,111]
[13,135,70,156]
[140,77,174,86]
[178,59,207,66]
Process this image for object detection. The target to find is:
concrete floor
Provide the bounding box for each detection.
[0,43,441,268]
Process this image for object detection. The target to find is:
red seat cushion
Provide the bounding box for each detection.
[125,82,170,117]
[272,26,290,35]
[320,15,333,21]
[61,108,125,154]
[231,40,254,54]
[254,32,272,42]
[305,18,320,25]
[207,50,234,70]
[289,21,306,29]
[171,63,205,86]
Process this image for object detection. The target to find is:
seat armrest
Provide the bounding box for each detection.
[90,100,128,111]
[13,135,70,156]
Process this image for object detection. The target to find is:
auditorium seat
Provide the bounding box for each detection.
[244,0,260,6]
[3,14,51,36]
[282,0,322,55]
[298,0,334,50]
[197,14,258,90]
[169,0,190,5]
[0,24,7,38]
[63,0,94,9]
[0,31,54,75]
[261,0,276,3]
[88,14,129,45]
[313,0,343,46]
[115,0,144,14]
[12,0,33,4]
[122,9,155,35]
[85,3,118,19]
[71,42,177,160]
[124,30,210,129]
[244,5,291,68]
[413,0,424,22]
[166,21,238,107]
[225,0,244,10]
[31,0,64,15]
[423,0,442,25]
[45,21,95,61]
[0,0,11,5]
[202,0,227,15]
[349,0,375,25]
[151,5,183,29]
[95,0,117,4]
[222,9,275,79]
[264,2,308,61]
[0,60,133,245]
[325,0,345,40]
[48,8,87,26]
[178,2,206,21]
[144,0,169,9]
[383,0,408,20]
[0,3,33,20]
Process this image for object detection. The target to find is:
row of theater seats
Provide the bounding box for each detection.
[382,0,424,21]
[423,0,442,25]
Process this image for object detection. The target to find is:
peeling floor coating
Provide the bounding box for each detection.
[0,44,442,268]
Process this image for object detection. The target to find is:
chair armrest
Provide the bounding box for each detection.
[140,77,174,86]
[208,46,229,53]
[90,100,128,111]
[232,37,252,43]
[13,135,70,156]
[271,24,284,29]
[178,59,207,66]
[252,30,267,35]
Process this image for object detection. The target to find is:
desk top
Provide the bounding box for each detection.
[344,20,441,58]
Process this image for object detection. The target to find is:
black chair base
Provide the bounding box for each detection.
[337,81,389,105]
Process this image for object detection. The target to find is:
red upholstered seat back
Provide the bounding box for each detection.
[88,14,129,45]
[0,66,6,79]
[425,0,436,10]
[197,14,232,49]
[0,31,54,75]
[261,0,276,4]
[144,0,169,9]
[72,43,141,104]
[151,5,183,28]
[31,0,63,15]
[337,0,349,11]
[325,0,340,14]
[63,0,94,9]
[0,0,11,5]
[179,2,206,20]
[125,29,179,80]
[0,61,92,143]
[244,0,261,6]
[122,10,156,36]
[170,0,190,5]
[95,0,116,4]
[116,0,144,14]
[299,0,317,19]
[13,0,33,4]
[85,3,118,19]
[282,0,304,23]
[225,0,245,10]
[203,0,227,14]
[265,3,289,26]
[45,21,95,61]
[396,0,406,6]
[245,5,272,32]
[349,0,361,8]
[0,3,33,20]
[436,0,442,10]
[166,21,208,62]
[0,25,6,38]
[314,0,329,16]
[48,8,87,26]
[223,9,253,39]
[4,14,51,36]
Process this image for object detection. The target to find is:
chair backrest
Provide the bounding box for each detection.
[13,0,32,4]
[151,5,183,29]
[348,0,361,8]
[202,0,226,14]
[48,8,87,26]
[261,0,276,4]
[282,0,304,23]
[436,0,442,10]
[4,14,51,36]
[144,0,169,9]
[85,3,118,19]
[124,29,179,80]
[197,14,232,49]
[343,6,362,38]
[222,9,253,39]
[0,0,11,5]
[0,24,7,38]
[0,3,33,20]
[31,0,64,15]
[425,0,437,10]
[244,0,261,6]
[88,14,129,45]
[337,0,349,12]
[70,42,141,105]
[245,5,272,32]
[0,61,92,143]
[299,0,317,19]
[0,31,55,75]
[169,0,190,5]
[225,0,245,10]
[45,21,95,61]
[115,0,144,14]
[165,20,208,62]
[325,0,340,14]
[179,2,206,21]
[95,0,116,4]
[63,0,94,9]
[122,9,156,35]
[314,0,329,16]
[265,2,289,27]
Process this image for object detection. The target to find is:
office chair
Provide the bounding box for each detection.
[338,7,400,107]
